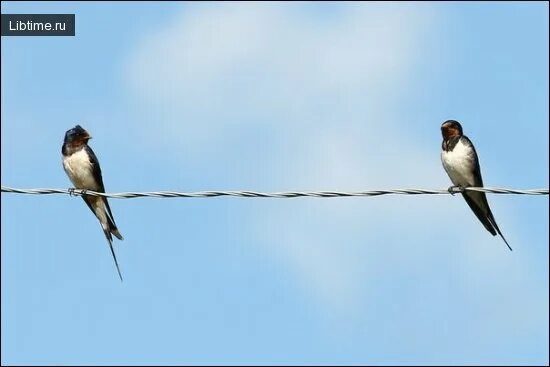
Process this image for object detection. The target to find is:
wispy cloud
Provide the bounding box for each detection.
[125,3,435,150]
[124,4,541,328]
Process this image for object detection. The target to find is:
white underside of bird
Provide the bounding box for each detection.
[441,138,476,187]
[63,148,99,190]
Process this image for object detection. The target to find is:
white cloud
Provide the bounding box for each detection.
[123,3,541,323]
[125,3,435,149]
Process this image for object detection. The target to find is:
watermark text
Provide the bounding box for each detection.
[1,14,75,36]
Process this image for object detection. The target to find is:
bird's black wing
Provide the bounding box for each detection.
[460,136,511,250]
[84,146,122,239]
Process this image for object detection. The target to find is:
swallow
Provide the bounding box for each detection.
[440,120,511,251]
[62,125,125,280]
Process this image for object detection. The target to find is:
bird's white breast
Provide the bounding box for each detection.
[63,149,98,190]
[441,138,476,187]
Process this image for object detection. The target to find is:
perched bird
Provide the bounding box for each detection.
[62,125,125,280]
[440,120,511,251]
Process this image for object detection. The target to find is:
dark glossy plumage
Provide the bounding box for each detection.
[62,125,124,280]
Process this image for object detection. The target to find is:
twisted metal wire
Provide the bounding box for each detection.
[1,185,548,199]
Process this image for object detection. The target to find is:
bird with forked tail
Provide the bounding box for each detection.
[62,125,125,280]
[440,120,512,251]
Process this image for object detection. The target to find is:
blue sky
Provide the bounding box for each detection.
[1,2,548,365]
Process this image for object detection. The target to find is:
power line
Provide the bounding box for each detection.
[1,186,548,199]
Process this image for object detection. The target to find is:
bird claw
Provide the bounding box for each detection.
[68,188,87,197]
[448,186,464,195]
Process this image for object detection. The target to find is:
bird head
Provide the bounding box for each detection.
[64,125,92,145]
[441,120,463,140]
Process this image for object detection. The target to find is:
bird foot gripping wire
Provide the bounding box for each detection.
[448,186,465,195]
[68,188,88,197]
